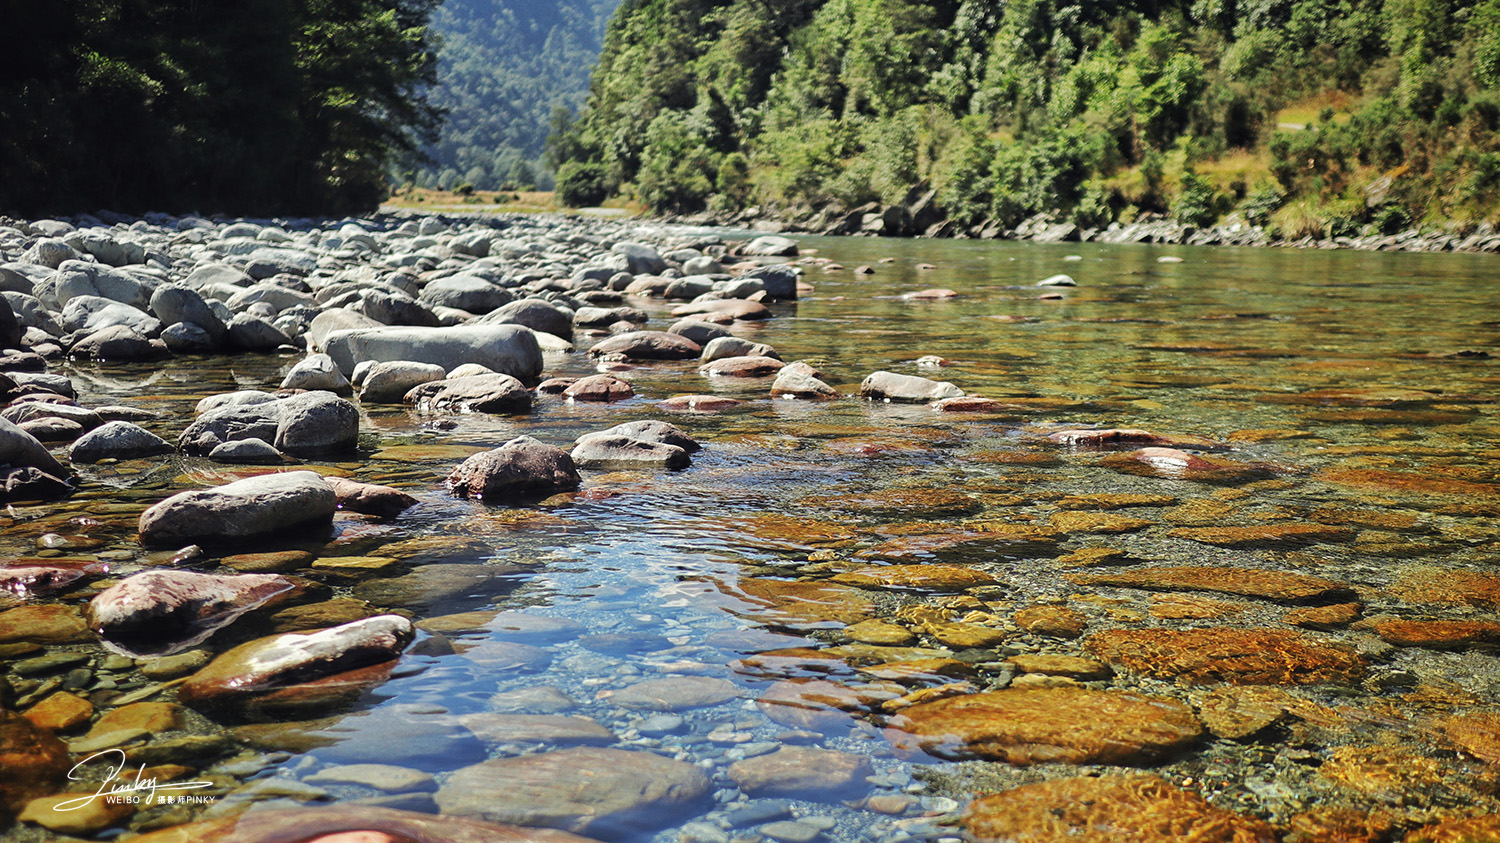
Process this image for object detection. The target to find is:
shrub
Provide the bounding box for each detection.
[556,162,610,207]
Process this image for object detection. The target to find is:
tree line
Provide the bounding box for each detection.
[0,0,441,217]
[554,0,1500,235]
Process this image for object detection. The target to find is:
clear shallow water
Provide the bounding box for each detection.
[7,235,1500,841]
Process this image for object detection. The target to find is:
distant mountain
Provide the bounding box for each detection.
[413,0,620,191]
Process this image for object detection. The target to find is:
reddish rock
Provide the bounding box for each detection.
[324,475,418,518]
[832,564,1001,592]
[1102,448,1273,482]
[889,688,1202,765]
[1317,466,1500,499]
[699,355,785,378]
[962,774,1276,843]
[1012,605,1087,638]
[670,299,773,320]
[756,679,901,732]
[588,331,702,361]
[1050,511,1154,534]
[0,709,72,824]
[1373,619,1500,648]
[656,394,744,413]
[727,747,871,798]
[1405,816,1500,843]
[1284,808,1396,843]
[562,375,634,402]
[1068,566,1353,603]
[1047,428,1226,450]
[1285,602,1362,630]
[929,396,1006,412]
[903,288,958,300]
[1086,628,1367,685]
[1439,711,1500,764]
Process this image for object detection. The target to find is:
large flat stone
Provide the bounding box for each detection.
[138,470,336,546]
[888,687,1202,765]
[322,324,543,383]
[1086,628,1367,685]
[1068,566,1353,603]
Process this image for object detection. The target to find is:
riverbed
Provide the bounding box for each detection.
[4,222,1500,842]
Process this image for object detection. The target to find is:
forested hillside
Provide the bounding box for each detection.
[1,0,441,217]
[556,0,1500,234]
[414,0,620,191]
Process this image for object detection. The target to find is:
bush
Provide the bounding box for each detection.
[1173,171,1219,226]
[556,162,610,207]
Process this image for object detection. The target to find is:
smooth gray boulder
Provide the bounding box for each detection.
[700,336,779,363]
[571,435,689,470]
[772,367,839,400]
[64,230,146,266]
[22,239,78,269]
[3,292,61,336]
[322,324,543,384]
[243,247,317,278]
[161,321,218,353]
[859,371,964,403]
[309,309,383,350]
[359,361,446,404]
[70,325,170,361]
[281,353,351,393]
[68,421,173,463]
[274,391,361,456]
[742,265,799,299]
[46,260,155,310]
[61,295,162,336]
[151,285,226,345]
[227,282,317,314]
[447,436,579,501]
[347,289,440,326]
[597,420,700,452]
[208,438,285,464]
[611,242,667,275]
[196,390,277,414]
[588,331,701,361]
[683,256,724,275]
[418,275,513,314]
[573,306,647,328]
[474,298,573,339]
[0,417,69,478]
[138,470,337,546]
[183,262,253,290]
[669,319,731,347]
[741,236,798,257]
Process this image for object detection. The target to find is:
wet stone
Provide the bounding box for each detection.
[1405,815,1500,843]
[1166,524,1356,548]
[962,773,1275,843]
[460,713,615,746]
[844,619,916,646]
[608,676,741,711]
[756,679,902,732]
[19,792,135,835]
[727,747,872,799]
[139,649,213,679]
[889,687,1203,765]
[352,563,525,611]
[220,550,315,573]
[487,685,580,714]
[0,604,91,644]
[1058,493,1177,510]
[1005,654,1111,680]
[1372,619,1500,649]
[1285,602,1362,630]
[832,564,1001,592]
[1086,628,1367,685]
[0,708,73,823]
[1439,711,1500,764]
[1149,594,1247,619]
[1012,605,1087,639]
[435,747,711,836]
[22,690,94,732]
[303,763,437,792]
[1049,511,1155,534]
[1068,566,1353,604]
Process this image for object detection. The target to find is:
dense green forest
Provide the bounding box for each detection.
[0,0,440,217]
[412,0,620,192]
[556,0,1500,234]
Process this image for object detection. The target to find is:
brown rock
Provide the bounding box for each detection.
[1439,711,1500,764]
[1005,654,1110,680]
[1050,511,1155,534]
[699,355,785,378]
[1069,566,1353,603]
[756,678,902,731]
[1390,565,1500,609]
[89,702,182,737]
[0,604,91,644]
[922,622,1008,649]
[324,475,417,517]
[220,550,315,572]
[1317,466,1500,500]
[562,374,634,402]
[801,486,981,517]
[1102,448,1273,482]
[727,746,871,798]
[1059,493,1176,510]
[1196,686,1299,739]
[717,577,871,627]
[929,396,1007,412]
[962,774,1275,843]
[1167,524,1356,548]
[124,805,603,843]
[1013,605,1087,638]
[0,709,72,824]
[1319,746,1446,797]
[833,564,1000,592]
[656,394,743,412]
[435,747,710,836]
[1150,594,1247,620]
[19,792,135,835]
[1046,428,1227,450]
[446,435,580,501]
[588,331,702,361]
[1404,815,1500,843]
[23,691,94,733]
[1284,808,1397,843]
[1374,619,1500,648]
[1088,628,1366,685]
[845,619,916,646]
[889,688,1202,764]
[1285,602,1362,630]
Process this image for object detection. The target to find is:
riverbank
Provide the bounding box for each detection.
[664,203,1500,255]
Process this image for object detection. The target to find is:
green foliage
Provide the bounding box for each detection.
[554,0,1500,228]
[0,0,439,215]
[556,161,610,206]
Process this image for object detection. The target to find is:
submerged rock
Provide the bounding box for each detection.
[405,372,532,414]
[124,804,605,843]
[860,371,963,403]
[963,774,1275,843]
[0,709,73,825]
[324,475,417,517]
[67,420,173,463]
[87,570,294,658]
[435,747,711,837]
[1086,628,1367,685]
[889,687,1202,765]
[137,470,337,546]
